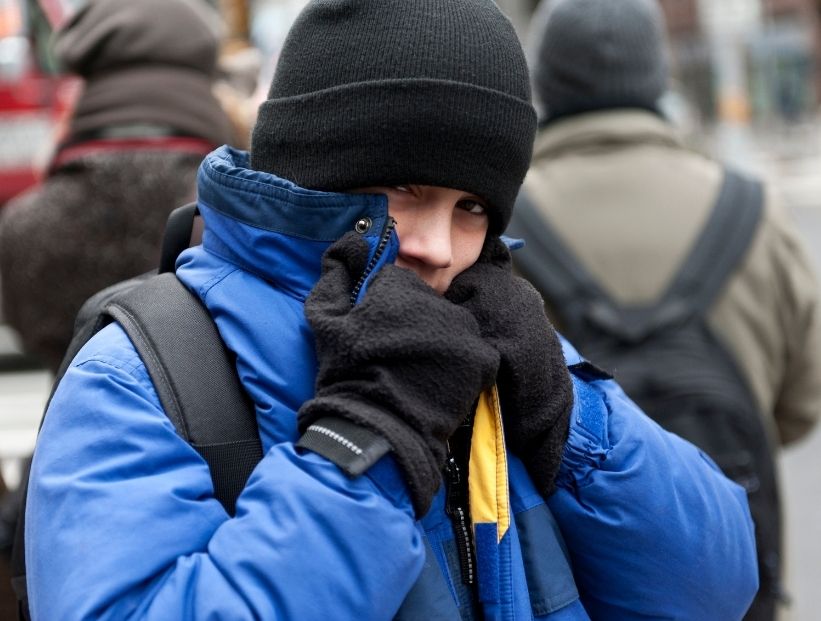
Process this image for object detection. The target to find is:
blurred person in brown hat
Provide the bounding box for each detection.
[0,0,235,374]
[0,5,234,611]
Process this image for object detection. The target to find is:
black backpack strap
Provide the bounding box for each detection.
[159,202,199,274]
[12,207,258,620]
[660,169,763,314]
[506,191,610,336]
[106,273,263,515]
[508,169,763,342]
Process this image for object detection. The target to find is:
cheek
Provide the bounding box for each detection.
[450,225,487,278]
[389,205,419,243]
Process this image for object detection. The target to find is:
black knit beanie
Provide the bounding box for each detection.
[250,0,537,233]
[528,0,669,122]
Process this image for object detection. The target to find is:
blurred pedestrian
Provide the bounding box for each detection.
[21,1,758,619]
[0,0,235,373]
[0,1,234,615]
[514,0,821,618]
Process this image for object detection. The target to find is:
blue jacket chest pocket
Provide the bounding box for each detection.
[394,536,461,620]
[514,503,580,617]
[508,455,582,619]
[395,460,582,620]
[393,508,581,620]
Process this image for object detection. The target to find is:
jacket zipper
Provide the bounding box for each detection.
[347,215,478,586]
[445,426,476,586]
[350,216,396,307]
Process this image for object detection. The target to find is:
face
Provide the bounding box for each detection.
[354,185,489,294]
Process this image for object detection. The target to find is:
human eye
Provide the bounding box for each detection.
[458,199,486,215]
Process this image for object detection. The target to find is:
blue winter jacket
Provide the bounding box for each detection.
[26,146,758,620]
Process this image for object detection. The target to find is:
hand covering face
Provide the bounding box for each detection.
[298,232,500,515]
[446,236,573,498]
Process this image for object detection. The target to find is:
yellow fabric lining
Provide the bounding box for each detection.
[468,385,510,542]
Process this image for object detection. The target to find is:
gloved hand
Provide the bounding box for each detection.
[297,232,500,516]
[445,236,573,498]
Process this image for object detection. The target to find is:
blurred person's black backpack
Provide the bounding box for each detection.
[508,169,782,621]
[10,205,261,621]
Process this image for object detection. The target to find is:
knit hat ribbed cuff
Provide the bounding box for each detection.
[250,79,536,233]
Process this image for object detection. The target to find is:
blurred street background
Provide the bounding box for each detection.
[2,0,821,618]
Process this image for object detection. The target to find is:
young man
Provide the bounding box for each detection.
[25,1,758,619]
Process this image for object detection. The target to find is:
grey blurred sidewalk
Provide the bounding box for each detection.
[780,201,821,621]
[725,124,821,617]
[781,424,821,621]
[0,324,50,488]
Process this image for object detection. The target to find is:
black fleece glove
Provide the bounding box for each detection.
[445,236,573,498]
[297,232,500,516]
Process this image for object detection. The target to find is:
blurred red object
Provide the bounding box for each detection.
[0,74,79,205]
[0,0,79,206]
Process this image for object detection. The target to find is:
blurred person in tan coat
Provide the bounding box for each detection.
[516,0,821,619]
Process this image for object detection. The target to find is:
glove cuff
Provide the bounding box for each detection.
[297,394,444,516]
[297,417,391,477]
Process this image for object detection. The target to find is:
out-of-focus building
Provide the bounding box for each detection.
[507,0,821,135]
[659,0,821,130]
[507,0,821,165]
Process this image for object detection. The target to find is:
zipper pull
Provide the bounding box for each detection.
[445,456,464,510]
[445,456,460,485]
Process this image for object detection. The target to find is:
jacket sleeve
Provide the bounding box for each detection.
[546,343,759,620]
[26,324,424,621]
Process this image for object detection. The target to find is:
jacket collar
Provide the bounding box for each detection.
[533,109,683,160]
[195,146,389,300]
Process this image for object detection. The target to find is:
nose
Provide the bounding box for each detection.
[396,207,453,270]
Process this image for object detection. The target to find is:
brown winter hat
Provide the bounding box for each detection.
[54,0,234,147]
[250,0,537,234]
